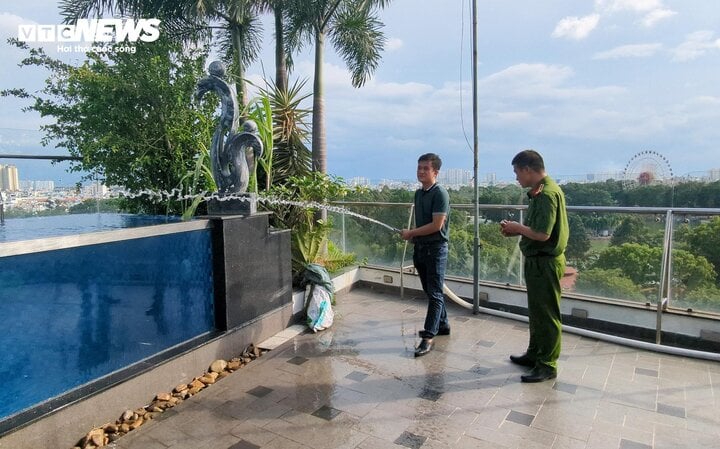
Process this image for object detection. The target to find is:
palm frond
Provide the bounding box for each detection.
[331,4,385,87]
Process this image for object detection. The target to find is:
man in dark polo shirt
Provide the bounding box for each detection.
[500,149,568,382]
[400,153,450,357]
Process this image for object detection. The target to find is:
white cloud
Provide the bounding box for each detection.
[0,11,34,33]
[552,14,600,40]
[474,63,669,140]
[640,8,676,27]
[595,0,664,14]
[480,63,624,103]
[555,0,675,40]
[593,43,663,59]
[672,31,720,62]
[482,63,574,94]
[385,37,403,52]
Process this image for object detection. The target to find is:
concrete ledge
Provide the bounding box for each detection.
[0,302,295,449]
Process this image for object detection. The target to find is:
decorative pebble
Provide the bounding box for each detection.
[72,343,265,448]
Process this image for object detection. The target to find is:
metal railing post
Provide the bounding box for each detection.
[400,204,415,301]
[656,210,674,344]
[518,209,524,286]
[341,212,346,253]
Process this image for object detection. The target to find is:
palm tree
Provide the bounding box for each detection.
[257,0,290,92]
[60,0,264,108]
[284,0,390,173]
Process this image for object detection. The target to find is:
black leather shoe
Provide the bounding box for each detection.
[509,353,535,367]
[414,338,433,357]
[418,328,450,337]
[520,365,557,383]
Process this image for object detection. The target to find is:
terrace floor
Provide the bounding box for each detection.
[110,287,720,449]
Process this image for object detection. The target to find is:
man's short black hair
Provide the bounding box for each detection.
[511,149,544,172]
[418,153,442,171]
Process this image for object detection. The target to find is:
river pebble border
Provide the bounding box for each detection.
[71,344,268,449]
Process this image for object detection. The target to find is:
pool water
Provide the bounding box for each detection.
[0,216,214,421]
[0,213,181,243]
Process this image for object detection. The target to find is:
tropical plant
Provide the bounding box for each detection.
[256,0,291,91]
[264,172,357,283]
[1,37,216,215]
[266,78,313,185]
[178,143,217,220]
[284,0,390,173]
[244,93,275,192]
[61,0,265,108]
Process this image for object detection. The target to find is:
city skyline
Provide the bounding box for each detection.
[1,1,720,185]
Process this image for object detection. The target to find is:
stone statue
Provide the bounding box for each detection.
[195,61,263,195]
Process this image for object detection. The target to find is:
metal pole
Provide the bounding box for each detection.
[472,0,481,314]
[400,204,415,301]
[341,212,346,253]
[656,210,673,344]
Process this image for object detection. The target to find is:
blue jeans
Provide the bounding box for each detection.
[413,241,449,339]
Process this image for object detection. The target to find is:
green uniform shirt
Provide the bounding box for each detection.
[520,176,568,257]
[413,183,450,243]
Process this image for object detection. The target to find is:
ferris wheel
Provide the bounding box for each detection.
[622,150,674,188]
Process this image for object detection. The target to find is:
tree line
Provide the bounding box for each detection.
[337,180,720,313]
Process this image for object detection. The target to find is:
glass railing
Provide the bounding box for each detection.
[330,202,720,317]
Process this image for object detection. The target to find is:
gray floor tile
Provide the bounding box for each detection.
[104,287,720,449]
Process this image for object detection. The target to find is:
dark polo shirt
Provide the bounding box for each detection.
[413,183,450,244]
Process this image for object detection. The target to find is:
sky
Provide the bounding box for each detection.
[1,0,720,185]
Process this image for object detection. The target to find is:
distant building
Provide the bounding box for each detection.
[19,180,55,192]
[709,168,720,182]
[82,180,108,197]
[348,177,371,187]
[438,168,472,187]
[0,164,19,191]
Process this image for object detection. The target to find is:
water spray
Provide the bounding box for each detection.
[116,189,404,234]
[117,190,479,313]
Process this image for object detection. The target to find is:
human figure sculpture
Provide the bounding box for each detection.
[195,61,263,194]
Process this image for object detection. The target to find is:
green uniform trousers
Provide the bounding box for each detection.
[524,254,565,370]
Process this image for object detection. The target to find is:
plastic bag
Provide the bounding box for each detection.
[302,263,335,304]
[305,285,334,332]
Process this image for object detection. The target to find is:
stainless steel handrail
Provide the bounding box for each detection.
[331,201,720,349]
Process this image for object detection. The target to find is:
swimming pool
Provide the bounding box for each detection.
[0,213,181,243]
[0,218,214,423]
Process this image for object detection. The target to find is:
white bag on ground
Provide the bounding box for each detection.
[305,285,334,332]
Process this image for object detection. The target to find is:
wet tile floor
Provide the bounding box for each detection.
[111,288,720,449]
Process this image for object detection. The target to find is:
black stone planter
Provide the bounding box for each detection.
[209,212,292,330]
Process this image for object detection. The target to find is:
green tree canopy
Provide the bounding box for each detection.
[610,216,663,247]
[2,37,215,214]
[566,214,591,262]
[593,242,716,292]
[678,216,720,281]
[563,183,616,206]
[575,268,645,301]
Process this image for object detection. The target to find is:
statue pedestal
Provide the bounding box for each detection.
[207,212,292,330]
[207,193,257,216]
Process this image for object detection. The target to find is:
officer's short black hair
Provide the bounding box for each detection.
[511,149,544,172]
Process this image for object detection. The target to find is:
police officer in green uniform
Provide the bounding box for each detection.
[500,149,568,382]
